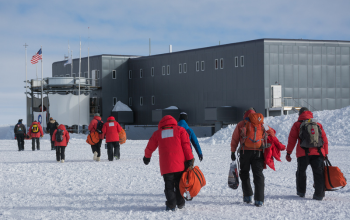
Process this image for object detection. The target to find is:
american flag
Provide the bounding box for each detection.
[30,49,42,64]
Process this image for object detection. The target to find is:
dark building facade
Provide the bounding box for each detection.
[52,38,350,128]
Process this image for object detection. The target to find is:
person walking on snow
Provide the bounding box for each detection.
[28,120,44,151]
[52,124,70,163]
[230,107,265,207]
[102,116,122,161]
[46,117,59,150]
[88,113,104,161]
[178,112,203,162]
[286,107,328,201]
[143,115,194,211]
[14,119,26,151]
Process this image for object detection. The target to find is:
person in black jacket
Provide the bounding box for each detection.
[14,119,26,151]
[47,117,59,150]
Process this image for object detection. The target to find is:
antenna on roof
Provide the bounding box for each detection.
[149,38,151,56]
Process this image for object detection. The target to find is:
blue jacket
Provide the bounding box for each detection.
[178,119,202,157]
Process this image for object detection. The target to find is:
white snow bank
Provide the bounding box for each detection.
[112,101,132,112]
[164,106,178,110]
[203,105,350,146]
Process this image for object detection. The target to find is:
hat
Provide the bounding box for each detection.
[94,113,100,117]
[18,119,23,122]
[179,112,188,122]
[49,117,53,120]
[299,107,309,115]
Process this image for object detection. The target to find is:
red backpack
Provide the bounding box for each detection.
[240,113,267,149]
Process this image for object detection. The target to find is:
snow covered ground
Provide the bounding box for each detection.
[1,107,350,219]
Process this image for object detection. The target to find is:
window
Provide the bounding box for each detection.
[112,70,116,79]
[140,69,143,78]
[183,63,187,73]
[201,61,205,71]
[152,96,155,105]
[140,96,143,106]
[129,97,132,106]
[215,59,218,70]
[96,70,100,79]
[196,61,199,72]
[84,72,88,79]
[167,65,170,75]
[66,74,70,77]
[220,58,224,69]
[113,97,117,106]
[235,57,238,67]
[129,70,132,79]
[240,56,244,67]
[162,66,165,75]
[151,67,154,77]
[179,64,182,73]
[60,75,63,77]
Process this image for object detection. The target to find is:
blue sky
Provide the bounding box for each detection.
[1,0,350,125]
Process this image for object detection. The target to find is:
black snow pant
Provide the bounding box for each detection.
[107,142,120,161]
[56,146,66,161]
[163,171,185,209]
[296,155,325,198]
[32,138,40,150]
[16,134,25,151]
[50,135,55,150]
[239,150,265,202]
[91,139,102,157]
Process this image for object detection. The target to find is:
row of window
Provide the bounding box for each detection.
[114,96,156,107]
[127,56,244,79]
[56,70,100,79]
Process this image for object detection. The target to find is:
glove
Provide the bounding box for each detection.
[198,154,203,162]
[286,153,292,162]
[143,156,150,165]
[184,158,194,170]
[40,135,43,138]
[231,152,236,161]
[14,136,17,140]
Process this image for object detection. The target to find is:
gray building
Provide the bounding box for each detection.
[52,38,350,130]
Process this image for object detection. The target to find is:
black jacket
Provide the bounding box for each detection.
[14,123,26,135]
[47,120,59,136]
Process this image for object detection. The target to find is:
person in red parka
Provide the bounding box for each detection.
[102,116,122,161]
[286,107,328,201]
[28,120,44,151]
[88,113,104,161]
[52,124,70,163]
[143,115,194,211]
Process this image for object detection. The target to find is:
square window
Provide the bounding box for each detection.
[241,56,244,67]
[179,64,182,73]
[235,57,238,67]
[112,70,116,79]
[215,59,218,70]
[84,72,88,79]
[60,75,63,77]
[113,97,117,106]
[183,63,187,73]
[66,74,70,77]
[220,58,224,69]
[129,70,132,79]
[196,61,199,72]
[140,69,143,78]
[162,66,165,75]
[167,65,170,75]
[129,97,132,106]
[72,73,76,78]
[96,70,100,79]
[151,67,154,77]
[201,61,205,71]
[140,96,143,106]
[152,96,155,105]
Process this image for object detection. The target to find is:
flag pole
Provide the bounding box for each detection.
[88,27,90,85]
[41,46,43,126]
[78,39,81,133]
[71,50,73,75]
[24,43,28,127]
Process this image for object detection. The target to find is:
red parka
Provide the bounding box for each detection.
[230,109,256,152]
[52,124,70,147]
[28,121,44,138]
[88,116,104,139]
[264,128,286,170]
[102,116,122,143]
[287,111,328,158]
[144,115,194,175]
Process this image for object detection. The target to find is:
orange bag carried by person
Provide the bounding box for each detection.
[179,166,206,201]
[86,131,100,145]
[324,158,347,191]
[119,129,127,145]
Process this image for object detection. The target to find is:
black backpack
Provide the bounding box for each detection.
[56,129,64,142]
[299,118,324,149]
[96,120,104,134]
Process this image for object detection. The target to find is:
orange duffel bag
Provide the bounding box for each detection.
[324,158,347,191]
[179,166,206,201]
[119,129,127,145]
[86,131,100,145]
